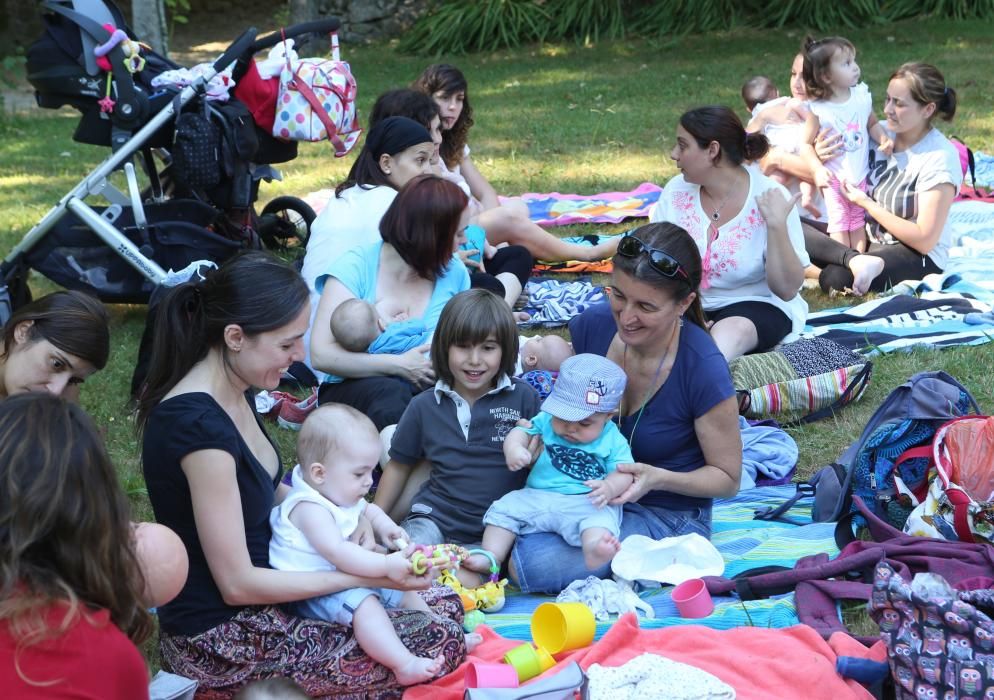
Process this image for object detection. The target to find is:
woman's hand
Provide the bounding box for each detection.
[607,462,659,505]
[841,180,873,209]
[756,189,801,229]
[393,344,435,388]
[814,128,842,162]
[457,248,485,271]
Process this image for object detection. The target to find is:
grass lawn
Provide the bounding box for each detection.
[2,16,993,655]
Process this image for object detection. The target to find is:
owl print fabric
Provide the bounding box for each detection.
[870,561,994,699]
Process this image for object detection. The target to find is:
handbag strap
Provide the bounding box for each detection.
[781,361,873,429]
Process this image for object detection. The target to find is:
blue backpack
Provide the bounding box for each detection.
[756,372,981,531]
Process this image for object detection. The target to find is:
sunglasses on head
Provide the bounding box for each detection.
[616,234,691,283]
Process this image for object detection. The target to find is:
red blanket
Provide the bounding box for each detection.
[404,614,885,700]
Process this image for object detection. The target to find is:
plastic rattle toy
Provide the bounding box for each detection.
[398,541,467,576]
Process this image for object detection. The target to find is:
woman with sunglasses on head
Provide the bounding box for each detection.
[509,222,742,594]
[650,106,808,361]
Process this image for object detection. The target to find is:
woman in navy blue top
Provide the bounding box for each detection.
[510,222,743,593]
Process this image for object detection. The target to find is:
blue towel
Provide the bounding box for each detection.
[367,319,430,355]
[738,416,798,491]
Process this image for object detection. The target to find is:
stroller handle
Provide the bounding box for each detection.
[212,27,260,74]
[251,18,343,53]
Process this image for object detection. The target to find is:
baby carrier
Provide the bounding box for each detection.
[0,0,349,316]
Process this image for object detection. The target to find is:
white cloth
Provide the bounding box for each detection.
[556,576,654,620]
[268,465,366,574]
[586,653,736,700]
[649,168,810,339]
[808,82,874,183]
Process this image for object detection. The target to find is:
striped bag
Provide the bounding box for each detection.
[729,337,872,425]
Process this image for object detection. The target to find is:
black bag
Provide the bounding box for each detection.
[171,100,221,189]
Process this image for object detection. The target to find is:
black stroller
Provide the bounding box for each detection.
[0,0,347,317]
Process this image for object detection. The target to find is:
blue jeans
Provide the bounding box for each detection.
[509,502,712,594]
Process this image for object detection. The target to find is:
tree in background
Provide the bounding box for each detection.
[132,0,168,55]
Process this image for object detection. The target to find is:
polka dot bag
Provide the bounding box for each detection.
[272,32,361,156]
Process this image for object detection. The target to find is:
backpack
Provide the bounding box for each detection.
[755,371,981,529]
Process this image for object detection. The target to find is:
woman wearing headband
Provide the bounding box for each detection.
[650,106,808,361]
[510,222,742,593]
[302,116,436,294]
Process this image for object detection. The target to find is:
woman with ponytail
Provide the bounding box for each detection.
[804,63,963,295]
[649,106,808,361]
[137,251,466,697]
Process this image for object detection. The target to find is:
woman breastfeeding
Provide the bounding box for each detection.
[138,252,466,697]
[310,174,471,433]
[650,106,808,361]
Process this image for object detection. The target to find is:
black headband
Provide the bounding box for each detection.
[366,116,432,158]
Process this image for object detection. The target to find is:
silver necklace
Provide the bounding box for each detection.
[702,186,733,221]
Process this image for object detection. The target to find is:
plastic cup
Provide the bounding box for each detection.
[465,661,520,689]
[671,578,714,618]
[503,643,543,683]
[535,645,556,672]
[531,602,596,654]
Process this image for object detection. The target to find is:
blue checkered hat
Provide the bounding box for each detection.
[540,353,627,421]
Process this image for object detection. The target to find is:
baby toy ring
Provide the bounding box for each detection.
[465,548,500,583]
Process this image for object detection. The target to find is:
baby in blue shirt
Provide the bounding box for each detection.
[465,353,635,573]
[330,297,429,355]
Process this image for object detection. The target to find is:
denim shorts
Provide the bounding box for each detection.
[509,502,712,594]
[484,488,621,546]
[294,586,405,626]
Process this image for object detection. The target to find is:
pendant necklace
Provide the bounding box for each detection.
[703,186,732,222]
[619,318,681,446]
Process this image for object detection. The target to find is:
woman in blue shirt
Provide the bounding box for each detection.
[510,222,743,593]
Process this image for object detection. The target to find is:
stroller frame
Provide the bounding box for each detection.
[1,5,341,319]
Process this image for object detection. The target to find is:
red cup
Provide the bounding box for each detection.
[671,578,714,618]
[465,661,520,688]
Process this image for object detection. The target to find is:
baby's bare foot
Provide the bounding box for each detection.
[394,654,444,686]
[465,632,483,652]
[583,533,621,570]
[849,254,885,295]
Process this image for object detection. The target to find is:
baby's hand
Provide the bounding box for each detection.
[585,479,615,508]
[507,445,532,471]
[814,167,833,189]
[877,135,894,158]
[386,550,414,582]
[383,525,409,550]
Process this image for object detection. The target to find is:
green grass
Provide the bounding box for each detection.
[3,16,994,652]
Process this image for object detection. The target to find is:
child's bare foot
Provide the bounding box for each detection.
[465,632,483,652]
[849,254,885,295]
[462,551,495,575]
[454,566,485,589]
[394,654,444,686]
[583,533,621,570]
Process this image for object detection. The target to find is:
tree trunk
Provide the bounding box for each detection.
[132,0,169,56]
[288,0,315,26]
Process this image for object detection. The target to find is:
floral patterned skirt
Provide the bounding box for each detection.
[159,586,465,699]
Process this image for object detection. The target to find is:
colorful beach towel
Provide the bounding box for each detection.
[803,291,992,355]
[504,182,662,227]
[479,485,839,643]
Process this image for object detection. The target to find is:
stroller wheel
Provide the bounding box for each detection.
[258,196,316,251]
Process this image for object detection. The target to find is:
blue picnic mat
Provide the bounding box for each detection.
[482,484,838,641]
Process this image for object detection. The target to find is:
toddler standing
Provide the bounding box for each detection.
[800,36,893,252]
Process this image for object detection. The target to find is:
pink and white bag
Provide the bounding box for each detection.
[272,32,360,156]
